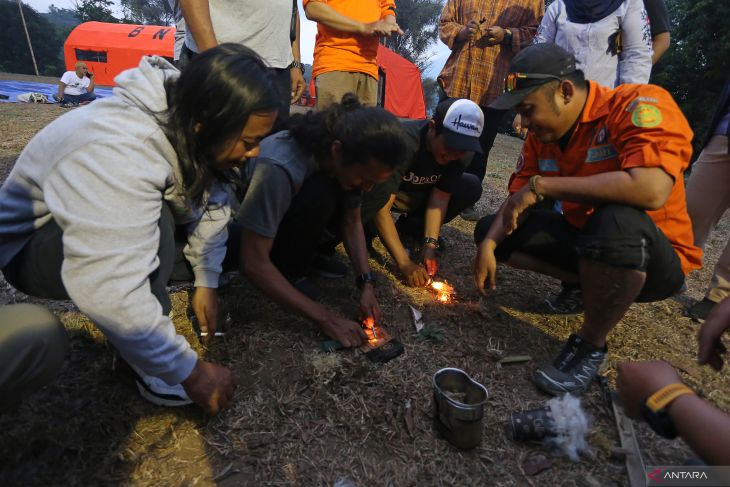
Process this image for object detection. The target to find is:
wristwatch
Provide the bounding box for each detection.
[423,237,439,249]
[641,383,695,439]
[355,272,377,289]
[290,60,305,75]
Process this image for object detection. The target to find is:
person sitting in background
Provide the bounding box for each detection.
[56,61,96,107]
[359,98,484,287]
[0,44,280,414]
[472,43,701,396]
[616,296,730,465]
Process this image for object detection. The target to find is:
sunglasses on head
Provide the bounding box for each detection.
[505,72,563,92]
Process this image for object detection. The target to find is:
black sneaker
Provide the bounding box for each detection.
[114,355,192,407]
[687,298,717,323]
[532,334,607,395]
[311,254,348,279]
[544,283,583,314]
[460,205,480,221]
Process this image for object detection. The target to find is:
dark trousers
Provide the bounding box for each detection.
[178,43,291,131]
[3,204,180,315]
[62,92,97,104]
[465,107,507,182]
[473,204,685,302]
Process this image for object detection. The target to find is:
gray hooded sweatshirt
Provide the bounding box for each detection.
[0,56,230,385]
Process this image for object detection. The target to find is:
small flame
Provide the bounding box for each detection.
[362,317,380,344]
[429,279,455,304]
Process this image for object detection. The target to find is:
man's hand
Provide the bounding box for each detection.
[316,310,368,347]
[362,20,402,37]
[474,239,498,294]
[616,361,683,418]
[485,26,505,46]
[698,298,730,371]
[182,359,238,415]
[359,284,382,325]
[502,185,538,235]
[456,20,480,42]
[422,245,438,277]
[290,67,306,104]
[399,260,431,287]
[512,114,528,139]
[192,286,219,344]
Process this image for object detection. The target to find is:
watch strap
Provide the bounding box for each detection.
[423,237,439,248]
[356,272,376,289]
[529,175,544,201]
[646,383,695,413]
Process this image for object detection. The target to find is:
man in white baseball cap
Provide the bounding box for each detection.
[358,97,485,286]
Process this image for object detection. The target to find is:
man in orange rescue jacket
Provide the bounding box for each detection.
[473,43,701,396]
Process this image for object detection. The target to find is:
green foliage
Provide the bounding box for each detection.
[421,76,440,114]
[417,323,444,342]
[385,0,442,71]
[651,0,730,155]
[74,0,119,23]
[0,0,64,76]
[120,0,174,26]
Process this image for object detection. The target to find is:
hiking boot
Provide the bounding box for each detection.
[311,254,347,279]
[532,334,607,396]
[292,276,321,301]
[687,297,717,323]
[544,283,583,314]
[127,362,193,407]
[460,205,480,221]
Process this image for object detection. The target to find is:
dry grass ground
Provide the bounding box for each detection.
[0,101,729,486]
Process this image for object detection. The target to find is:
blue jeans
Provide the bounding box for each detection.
[62,92,97,104]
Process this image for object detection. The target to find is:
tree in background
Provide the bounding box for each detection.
[650,0,729,156]
[0,0,64,75]
[120,0,173,26]
[385,0,442,71]
[421,76,440,114]
[74,0,118,23]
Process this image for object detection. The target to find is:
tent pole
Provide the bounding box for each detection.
[16,0,40,76]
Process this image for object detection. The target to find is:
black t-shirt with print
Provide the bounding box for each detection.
[395,120,471,196]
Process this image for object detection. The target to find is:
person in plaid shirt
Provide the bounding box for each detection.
[437,0,543,220]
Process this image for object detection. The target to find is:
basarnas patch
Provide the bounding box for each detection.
[631,103,662,128]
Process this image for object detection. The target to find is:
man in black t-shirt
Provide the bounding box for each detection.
[644,0,671,63]
[360,98,484,286]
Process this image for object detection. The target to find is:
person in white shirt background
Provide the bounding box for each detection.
[56,61,97,107]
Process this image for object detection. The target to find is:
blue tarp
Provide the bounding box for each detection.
[0,80,113,103]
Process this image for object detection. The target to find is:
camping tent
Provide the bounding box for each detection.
[64,22,174,86]
[64,22,426,119]
[376,45,426,119]
[306,45,426,119]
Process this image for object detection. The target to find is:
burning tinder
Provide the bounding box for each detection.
[429,279,455,304]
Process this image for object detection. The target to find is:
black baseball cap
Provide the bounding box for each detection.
[489,43,577,110]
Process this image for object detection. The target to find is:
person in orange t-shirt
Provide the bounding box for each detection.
[304,0,402,108]
[472,43,701,396]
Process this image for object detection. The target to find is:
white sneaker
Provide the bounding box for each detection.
[127,362,192,407]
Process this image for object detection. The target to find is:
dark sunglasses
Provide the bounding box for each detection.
[505,72,562,92]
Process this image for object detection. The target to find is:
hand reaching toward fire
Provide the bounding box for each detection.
[359,284,383,325]
[317,310,368,347]
[422,246,438,278]
[192,286,219,344]
[474,239,498,294]
[399,260,431,287]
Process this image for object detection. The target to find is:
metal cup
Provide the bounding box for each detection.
[432,368,489,449]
